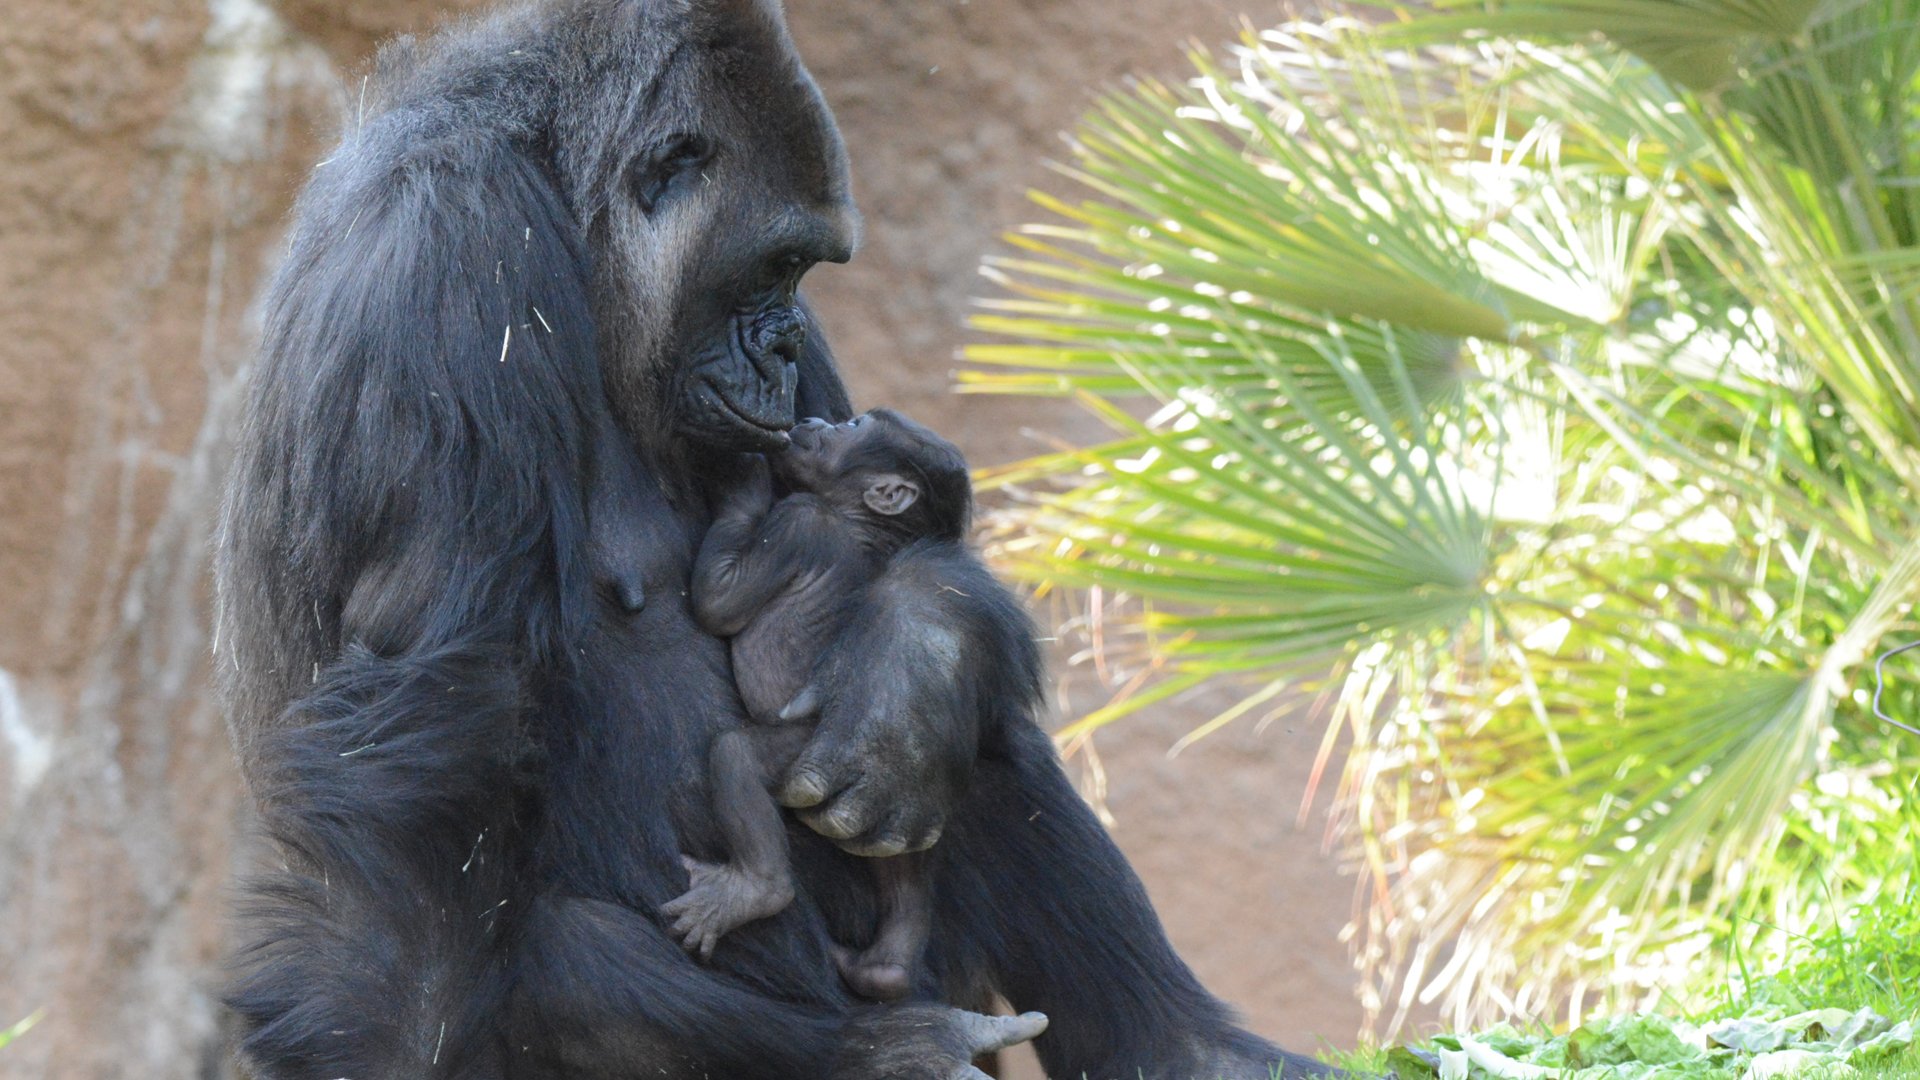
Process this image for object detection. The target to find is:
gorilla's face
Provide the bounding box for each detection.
[583,2,859,456]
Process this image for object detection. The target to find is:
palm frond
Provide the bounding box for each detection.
[967,0,1920,1031]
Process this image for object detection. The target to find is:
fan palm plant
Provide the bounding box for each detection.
[0,1012,40,1053]
[964,0,1920,1033]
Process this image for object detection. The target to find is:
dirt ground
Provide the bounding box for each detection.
[0,1,1377,1074]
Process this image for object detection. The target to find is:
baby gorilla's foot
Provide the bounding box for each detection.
[660,857,795,960]
[831,941,915,1002]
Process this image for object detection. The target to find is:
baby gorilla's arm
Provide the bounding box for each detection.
[691,468,840,634]
[691,461,794,636]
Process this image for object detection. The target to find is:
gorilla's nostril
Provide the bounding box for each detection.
[748,307,808,364]
[762,307,807,343]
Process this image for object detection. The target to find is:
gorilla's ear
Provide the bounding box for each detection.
[863,476,921,517]
[793,294,853,422]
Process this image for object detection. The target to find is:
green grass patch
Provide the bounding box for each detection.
[1331,884,1920,1079]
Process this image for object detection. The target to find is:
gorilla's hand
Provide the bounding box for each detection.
[775,541,1037,857]
[832,1007,1047,1080]
[774,590,985,855]
[775,642,970,856]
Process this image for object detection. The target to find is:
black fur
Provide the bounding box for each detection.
[215,2,1331,1078]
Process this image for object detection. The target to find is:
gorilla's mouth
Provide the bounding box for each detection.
[689,359,795,453]
[787,418,829,452]
[681,309,806,451]
[696,367,794,443]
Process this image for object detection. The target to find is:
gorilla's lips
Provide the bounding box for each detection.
[685,310,803,450]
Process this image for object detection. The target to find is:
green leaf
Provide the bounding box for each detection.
[966,0,1920,1036]
[1568,1015,1701,1068]
[1380,0,1824,90]
[1387,1045,1443,1079]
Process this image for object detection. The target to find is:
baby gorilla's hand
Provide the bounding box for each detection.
[704,452,775,520]
[659,855,795,960]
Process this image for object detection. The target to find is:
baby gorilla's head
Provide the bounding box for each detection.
[772,409,972,544]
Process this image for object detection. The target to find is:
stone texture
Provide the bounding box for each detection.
[0,1,1375,1075]
[0,2,338,1075]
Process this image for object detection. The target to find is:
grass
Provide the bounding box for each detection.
[1326,882,1920,1078]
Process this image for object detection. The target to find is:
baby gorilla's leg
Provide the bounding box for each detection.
[660,729,796,959]
[833,852,932,1002]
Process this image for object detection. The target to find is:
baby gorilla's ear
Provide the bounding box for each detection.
[863,474,921,516]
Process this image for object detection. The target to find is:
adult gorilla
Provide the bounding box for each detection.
[216,1,1329,1077]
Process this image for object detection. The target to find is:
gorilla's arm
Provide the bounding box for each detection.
[935,722,1336,1080]
[777,545,1038,857]
[689,458,780,635]
[511,892,1046,1080]
[512,894,844,1072]
[221,130,603,1077]
[771,537,1332,1078]
[689,464,847,638]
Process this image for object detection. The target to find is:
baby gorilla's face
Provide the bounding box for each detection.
[770,409,966,537]
[773,412,879,492]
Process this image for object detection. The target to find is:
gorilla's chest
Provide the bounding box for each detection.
[567,447,748,833]
[559,446,862,970]
[585,454,738,720]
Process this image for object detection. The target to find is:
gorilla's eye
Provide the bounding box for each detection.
[628,133,713,214]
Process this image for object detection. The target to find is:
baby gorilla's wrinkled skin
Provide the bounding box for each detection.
[671,409,973,1001]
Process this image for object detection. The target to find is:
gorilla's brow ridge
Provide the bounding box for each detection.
[572,37,689,228]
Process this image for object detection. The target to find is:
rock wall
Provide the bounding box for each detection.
[0,2,340,1075]
[0,2,1367,1075]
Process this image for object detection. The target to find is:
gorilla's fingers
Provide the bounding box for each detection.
[948,1068,995,1080]
[797,765,889,841]
[842,832,909,859]
[840,807,921,857]
[779,732,857,810]
[847,836,909,858]
[961,1012,1048,1056]
[800,792,871,840]
[780,770,830,808]
[888,812,941,855]
[777,683,823,722]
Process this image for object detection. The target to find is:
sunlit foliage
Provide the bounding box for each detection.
[966,0,1920,1032]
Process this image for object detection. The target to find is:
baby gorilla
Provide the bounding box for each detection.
[668,408,973,1001]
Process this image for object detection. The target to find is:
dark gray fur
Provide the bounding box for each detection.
[661,410,973,1001]
[214,1,1336,1078]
